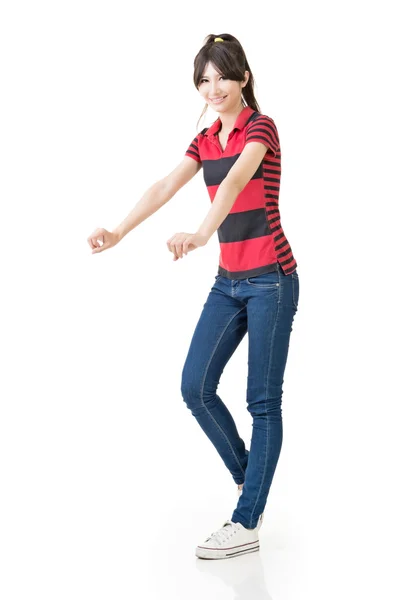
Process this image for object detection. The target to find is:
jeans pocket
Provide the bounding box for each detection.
[246,271,280,288]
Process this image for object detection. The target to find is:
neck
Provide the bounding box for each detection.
[218,101,246,131]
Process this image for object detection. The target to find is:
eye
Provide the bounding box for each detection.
[200,76,227,83]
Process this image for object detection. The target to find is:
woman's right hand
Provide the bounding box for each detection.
[87,228,120,254]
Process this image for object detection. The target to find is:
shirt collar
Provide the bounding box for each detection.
[204,105,255,137]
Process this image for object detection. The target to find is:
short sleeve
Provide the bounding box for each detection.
[185,135,202,163]
[244,116,279,157]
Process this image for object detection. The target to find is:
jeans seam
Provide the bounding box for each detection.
[249,268,282,528]
[292,274,298,310]
[200,305,248,480]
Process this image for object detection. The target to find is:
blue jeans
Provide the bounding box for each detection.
[181,263,299,529]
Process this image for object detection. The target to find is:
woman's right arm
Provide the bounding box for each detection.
[87,156,202,253]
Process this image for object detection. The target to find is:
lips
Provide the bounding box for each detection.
[210,96,227,103]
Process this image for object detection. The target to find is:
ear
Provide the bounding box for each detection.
[242,70,250,89]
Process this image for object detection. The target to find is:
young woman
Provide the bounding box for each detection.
[87,33,299,560]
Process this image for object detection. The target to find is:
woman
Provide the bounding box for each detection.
[87,33,299,560]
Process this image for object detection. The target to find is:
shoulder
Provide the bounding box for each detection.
[245,113,279,139]
[247,112,276,126]
[244,112,280,154]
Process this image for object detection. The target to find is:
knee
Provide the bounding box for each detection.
[181,373,217,412]
[266,396,282,414]
[181,374,202,409]
[247,396,282,419]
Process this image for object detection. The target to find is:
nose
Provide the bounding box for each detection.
[210,81,221,96]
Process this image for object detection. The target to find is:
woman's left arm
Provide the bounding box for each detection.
[167,141,269,260]
[196,141,269,240]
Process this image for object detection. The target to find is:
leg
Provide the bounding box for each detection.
[181,277,249,485]
[232,266,299,529]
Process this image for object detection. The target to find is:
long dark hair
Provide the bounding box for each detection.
[193,33,261,131]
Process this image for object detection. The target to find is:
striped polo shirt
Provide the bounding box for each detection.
[185,105,297,279]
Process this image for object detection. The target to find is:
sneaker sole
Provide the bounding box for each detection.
[195,541,260,560]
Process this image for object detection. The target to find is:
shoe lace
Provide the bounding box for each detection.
[206,520,238,545]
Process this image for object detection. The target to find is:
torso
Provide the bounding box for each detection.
[184,106,298,278]
[217,131,229,152]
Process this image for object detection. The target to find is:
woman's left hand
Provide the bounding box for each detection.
[166,232,208,261]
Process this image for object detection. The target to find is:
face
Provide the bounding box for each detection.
[198,62,249,114]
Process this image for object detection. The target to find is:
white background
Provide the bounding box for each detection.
[1,1,399,599]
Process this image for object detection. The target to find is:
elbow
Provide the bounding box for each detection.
[222,177,244,195]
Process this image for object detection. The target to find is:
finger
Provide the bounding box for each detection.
[167,234,177,246]
[168,236,180,260]
[87,230,101,248]
[167,239,176,254]
[92,243,109,254]
[172,244,180,260]
[174,241,182,259]
[88,235,100,249]
[168,241,176,258]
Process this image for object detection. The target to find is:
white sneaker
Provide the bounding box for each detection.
[195,519,259,560]
[237,486,264,530]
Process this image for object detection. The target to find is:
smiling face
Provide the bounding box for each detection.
[198,61,249,114]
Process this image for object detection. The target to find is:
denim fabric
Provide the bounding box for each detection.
[181,263,299,529]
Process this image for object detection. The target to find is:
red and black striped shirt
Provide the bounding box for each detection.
[185,105,297,279]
